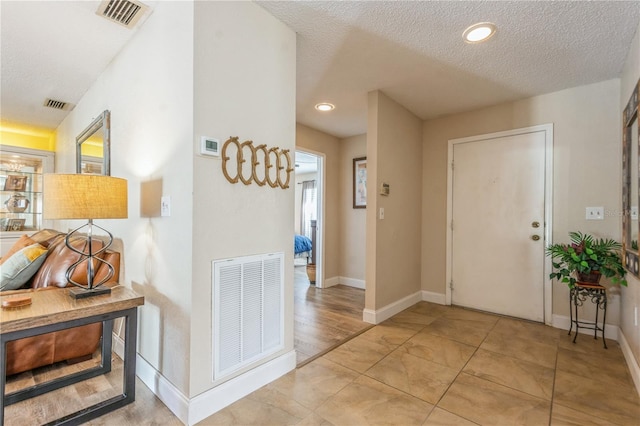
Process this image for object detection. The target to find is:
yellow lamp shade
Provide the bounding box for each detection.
[44,174,128,220]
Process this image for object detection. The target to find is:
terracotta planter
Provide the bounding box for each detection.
[306,264,316,284]
[576,270,602,284]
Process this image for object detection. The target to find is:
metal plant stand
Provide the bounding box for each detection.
[568,282,608,349]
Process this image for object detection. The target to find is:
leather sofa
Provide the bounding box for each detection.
[2,229,120,376]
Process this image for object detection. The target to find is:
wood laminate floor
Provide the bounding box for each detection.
[5,353,179,426]
[293,265,370,365]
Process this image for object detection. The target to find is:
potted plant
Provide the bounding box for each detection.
[546,231,627,288]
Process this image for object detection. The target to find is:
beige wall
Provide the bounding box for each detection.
[422,79,622,323]
[367,91,423,310]
[620,21,640,373]
[56,0,296,401]
[191,1,296,396]
[296,123,341,281]
[55,1,195,393]
[339,134,367,281]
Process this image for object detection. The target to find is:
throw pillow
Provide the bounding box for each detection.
[0,243,48,291]
[0,234,36,266]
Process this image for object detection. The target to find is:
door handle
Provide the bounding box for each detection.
[532,221,540,228]
[531,235,540,241]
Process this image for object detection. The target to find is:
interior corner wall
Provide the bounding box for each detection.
[296,123,341,282]
[54,1,195,394]
[421,79,621,322]
[367,91,423,311]
[620,20,640,375]
[191,1,296,397]
[339,134,367,281]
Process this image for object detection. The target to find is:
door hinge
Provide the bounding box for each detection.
[451,162,454,171]
[449,281,454,290]
[450,220,454,231]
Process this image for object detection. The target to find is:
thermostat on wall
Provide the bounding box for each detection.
[200,136,220,157]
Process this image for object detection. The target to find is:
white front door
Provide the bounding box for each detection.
[449,126,551,322]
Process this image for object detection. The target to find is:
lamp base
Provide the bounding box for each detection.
[68,286,112,299]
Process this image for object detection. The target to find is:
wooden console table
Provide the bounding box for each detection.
[0,287,144,425]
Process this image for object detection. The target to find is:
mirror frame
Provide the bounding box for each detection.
[622,80,639,276]
[76,110,110,176]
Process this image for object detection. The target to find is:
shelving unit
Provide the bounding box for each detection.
[0,146,54,254]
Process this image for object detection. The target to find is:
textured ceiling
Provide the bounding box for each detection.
[259,1,640,138]
[1,1,639,138]
[0,0,155,129]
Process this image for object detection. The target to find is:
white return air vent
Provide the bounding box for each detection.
[97,0,149,29]
[212,252,284,381]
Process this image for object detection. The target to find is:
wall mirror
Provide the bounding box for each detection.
[76,110,110,175]
[623,80,639,276]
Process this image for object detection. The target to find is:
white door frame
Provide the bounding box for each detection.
[445,124,554,324]
[296,148,325,288]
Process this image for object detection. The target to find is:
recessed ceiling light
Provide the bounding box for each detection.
[315,103,335,112]
[462,22,496,43]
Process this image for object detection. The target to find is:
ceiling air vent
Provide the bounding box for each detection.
[97,0,149,29]
[43,98,74,111]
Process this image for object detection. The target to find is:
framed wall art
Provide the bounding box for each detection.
[4,175,27,191]
[353,157,367,208]
[6,218,25,232]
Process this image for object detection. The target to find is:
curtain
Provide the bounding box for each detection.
[300,180,317,238]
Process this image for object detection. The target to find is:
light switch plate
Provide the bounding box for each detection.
[161,196,171,217]
[585,206,603,220]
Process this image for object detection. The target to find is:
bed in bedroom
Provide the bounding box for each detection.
[294,234,313,263]
[294,219,317,269]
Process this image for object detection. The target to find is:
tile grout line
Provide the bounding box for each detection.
[426,315,502,424]
[296,324,375,368]
[355,320,440,424]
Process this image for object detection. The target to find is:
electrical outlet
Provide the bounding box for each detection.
[585,206,604,220]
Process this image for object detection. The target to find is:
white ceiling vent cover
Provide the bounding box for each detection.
[97,0,149,29]
[43,98,74,111]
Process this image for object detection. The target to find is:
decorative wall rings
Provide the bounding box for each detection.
[221,137,241,184]
[251,144,268,187]
[221,137,294,189]
[239,140,254,185]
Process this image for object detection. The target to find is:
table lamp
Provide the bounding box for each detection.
[44,174,128,299]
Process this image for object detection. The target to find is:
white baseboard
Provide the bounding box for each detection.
[363,291,422,324]
[112,333,125,360]
[551,314,619,340]
[136,350,190,424]
[421,291,446,305]
[339,277,366,290]
[324,276,340,288]
[113,334,296,425]
[619,330,640,397]
[188,350,296,425]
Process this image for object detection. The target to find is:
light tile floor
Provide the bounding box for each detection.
[198,301,640,425]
